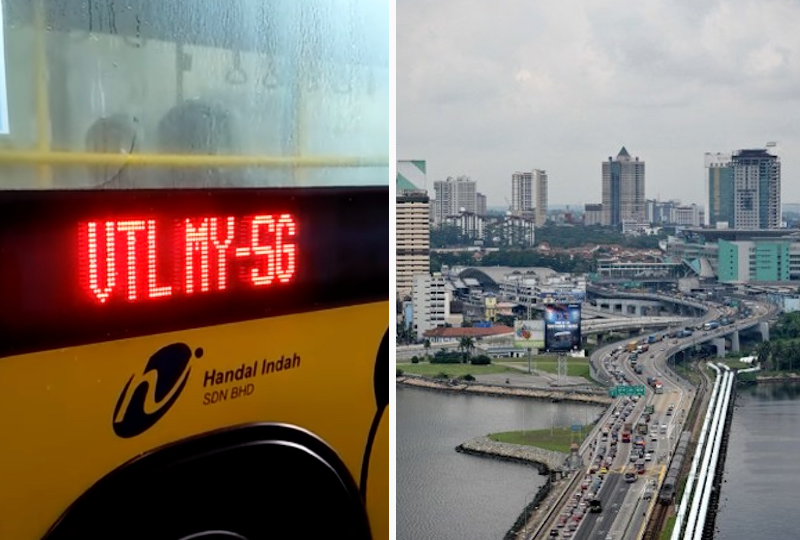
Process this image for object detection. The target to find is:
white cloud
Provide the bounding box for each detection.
[399,0,800,206]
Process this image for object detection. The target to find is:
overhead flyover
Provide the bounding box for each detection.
[582,316,691,335]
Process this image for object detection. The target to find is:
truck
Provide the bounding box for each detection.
[622,423,632,443]
[627,340,639,352]
[654,380,664,394]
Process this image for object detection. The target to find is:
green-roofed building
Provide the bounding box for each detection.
[397,160,426,193]
[396,160,430,299]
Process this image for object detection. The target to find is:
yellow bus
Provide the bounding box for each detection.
[0,1,389,539]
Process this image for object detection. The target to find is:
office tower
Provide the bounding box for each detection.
[705,153,734,228]
[433,176,477,225]
[396,161,430,299]
[731,148,781,229]
[601,147,645,226]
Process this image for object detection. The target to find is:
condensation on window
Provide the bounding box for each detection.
[0,0,389,189]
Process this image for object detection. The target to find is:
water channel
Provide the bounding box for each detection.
[396,385,604,540]
[716,381,800,540]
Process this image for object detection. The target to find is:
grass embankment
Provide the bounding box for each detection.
[673,361,702,386]
[488,425,593,454]
[399,362,515,378]
[500,356,592,379]
[660,515,676,540]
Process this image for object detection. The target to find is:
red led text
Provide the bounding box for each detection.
[79,214,297,304]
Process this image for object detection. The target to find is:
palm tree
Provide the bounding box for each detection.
[423,339,431,362]
[459,336,475,363]
[756,341,772,369]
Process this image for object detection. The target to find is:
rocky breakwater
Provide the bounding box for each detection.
[397,375,613,406]
[455,436,567,472]
[456,437,572,540]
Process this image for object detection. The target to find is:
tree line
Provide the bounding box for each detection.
[430,224,667,250]
[755,312,800,372]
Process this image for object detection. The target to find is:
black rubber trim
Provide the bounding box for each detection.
[360,328,389,499]
[42,423,372,540]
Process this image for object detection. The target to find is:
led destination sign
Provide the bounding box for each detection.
[80,213,297,304]
[0,187,388,358]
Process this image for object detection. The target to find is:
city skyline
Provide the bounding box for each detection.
[398,0,800,207]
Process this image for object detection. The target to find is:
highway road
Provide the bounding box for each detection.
[536,292,777,540]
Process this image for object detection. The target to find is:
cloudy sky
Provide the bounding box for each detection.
[397,0,800,209]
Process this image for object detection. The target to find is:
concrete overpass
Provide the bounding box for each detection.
[582,316,690,335]
[587,284,708,318]
[589,285,778,358]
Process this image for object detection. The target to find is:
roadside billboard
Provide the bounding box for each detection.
[514,320,545,349]
[544,303,581,351]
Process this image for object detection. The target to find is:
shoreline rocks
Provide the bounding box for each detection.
[397,375,613,406]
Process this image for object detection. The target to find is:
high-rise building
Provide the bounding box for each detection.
[731,148,781,230]
[433,176,477,225]
[396,162,431,300]
[511,171,534,214]
[511,170,547,225]
[534,170,548,227]
[601,147,645,227]
[705,153,735,228]
[476,192,487,216]
[412,272,449,339]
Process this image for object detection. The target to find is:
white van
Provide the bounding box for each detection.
[660,424,667,434]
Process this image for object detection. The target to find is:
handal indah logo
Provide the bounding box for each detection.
[112,343,201,438]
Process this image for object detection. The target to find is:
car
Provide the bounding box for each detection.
[651,434,658,442]
[550,529,560,537]
[645,453,652,461]
[599,467,608,475]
